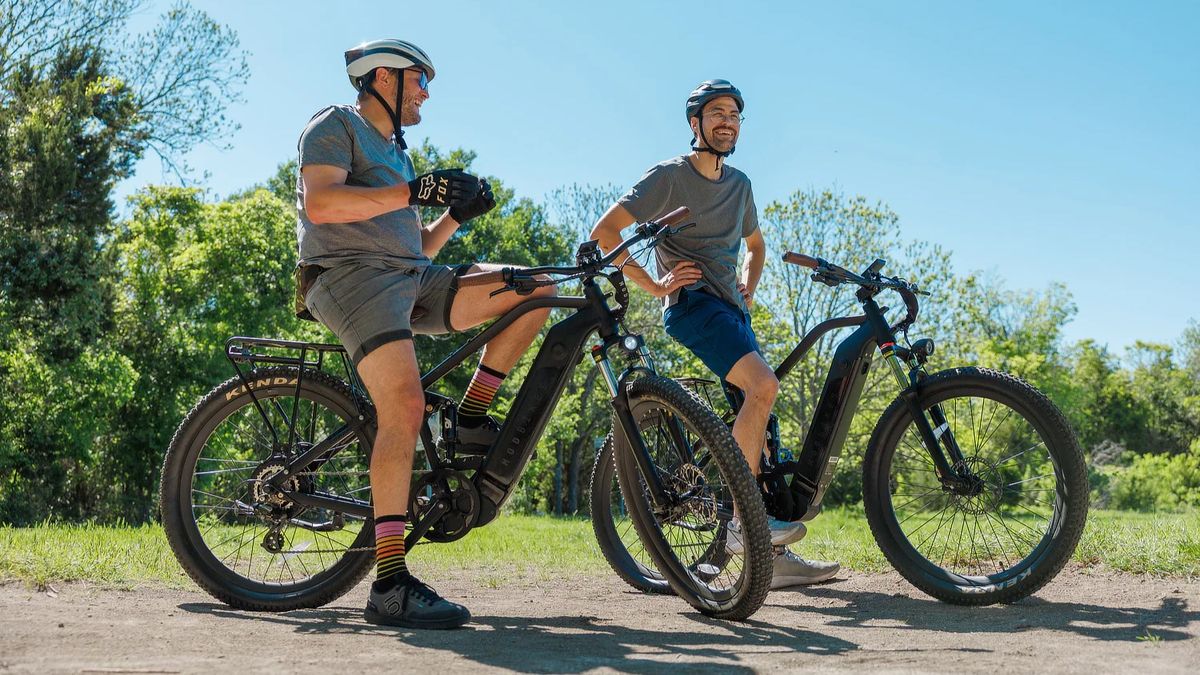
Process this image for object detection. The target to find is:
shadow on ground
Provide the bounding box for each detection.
[178,580,1197,672]
[772,583,1197,643]
[180,595,856,673]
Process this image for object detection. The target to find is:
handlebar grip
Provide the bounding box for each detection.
[457,270,506,287]
[652,206,691,227]
[782,251,820,269]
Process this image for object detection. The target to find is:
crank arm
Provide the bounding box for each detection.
[405,498,450,548]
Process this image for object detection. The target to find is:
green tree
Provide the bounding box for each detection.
[0,0,250,523]
[106,186,307,520]
[1123,341,1200,456]
[1066,339,1142,453]
[0,0,249,174]
[0,46,142,523]
[0,46,140,359]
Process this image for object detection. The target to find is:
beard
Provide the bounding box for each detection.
[705,126,738,152]
[399,95,422,126]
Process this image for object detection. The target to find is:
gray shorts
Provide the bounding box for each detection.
[303,260,467,363]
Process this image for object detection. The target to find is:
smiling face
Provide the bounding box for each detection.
[690,95,741,152]
[364,67,429,127]
[398,68,429,126]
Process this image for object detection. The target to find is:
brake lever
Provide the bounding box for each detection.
[811,270,841,288]
[486,267,521,297]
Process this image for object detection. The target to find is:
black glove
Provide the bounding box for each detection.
[449,179,496,223]
[407,168,480,208]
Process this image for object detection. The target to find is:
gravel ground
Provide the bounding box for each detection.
[2,568,1197,673]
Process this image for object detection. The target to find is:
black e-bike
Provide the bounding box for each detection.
[592,252,1088,605]
[159,207,778,621]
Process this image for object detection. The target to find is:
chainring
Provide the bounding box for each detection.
[408,469,480,543]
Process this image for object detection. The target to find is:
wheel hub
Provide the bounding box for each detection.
[950,457,1001,515]
[251,457,313,517]
[665,464,716,525]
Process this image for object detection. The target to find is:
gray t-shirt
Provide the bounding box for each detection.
[296,105,428,269]
[618,155,759,312]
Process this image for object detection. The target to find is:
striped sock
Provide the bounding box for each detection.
[459,364,506,424]
[374,514,408,582]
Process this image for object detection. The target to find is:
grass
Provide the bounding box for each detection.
[1,509,1196,587]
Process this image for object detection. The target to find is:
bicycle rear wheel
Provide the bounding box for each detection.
[589,434,672,594]
[613,376,772,621]
[863,367,1087,605]
[160,367,377,611]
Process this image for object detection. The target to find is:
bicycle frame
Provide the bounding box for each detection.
[727,293,966,521]
[227,274,678,548]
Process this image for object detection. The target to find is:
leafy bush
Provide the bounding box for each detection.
[1104,440,1200,511]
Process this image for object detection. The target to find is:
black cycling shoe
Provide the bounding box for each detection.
[455,416,500,455]
[364,573,470,630]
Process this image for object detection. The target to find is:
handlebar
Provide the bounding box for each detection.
[782,250,928,333]
[655,205,692,228]
[458,207,693,290]
[781,252,819,269]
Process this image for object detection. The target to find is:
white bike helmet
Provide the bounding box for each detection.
[343,39,435,148]
[344,38,435,89]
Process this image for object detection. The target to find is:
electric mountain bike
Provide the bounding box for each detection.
[159,207,776,621]
[591,252,1089,605]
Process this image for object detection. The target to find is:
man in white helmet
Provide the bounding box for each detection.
[295,39,554,629]
[590,79,840,589]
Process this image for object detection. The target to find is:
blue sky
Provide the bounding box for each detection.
[119,1,1199,353]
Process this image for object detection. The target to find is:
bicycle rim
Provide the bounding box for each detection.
[882,388,1066,585]
[183,385,373,590]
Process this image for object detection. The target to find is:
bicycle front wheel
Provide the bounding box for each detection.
[863,367,1087,605]
[613,376,772,621]
[160,367,377,611]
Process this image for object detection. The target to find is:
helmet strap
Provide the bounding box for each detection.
[690,102,734,162]
[360,70,407,149]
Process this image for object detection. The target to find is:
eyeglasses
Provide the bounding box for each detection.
[703,111,744,124]
[405,68,429,91]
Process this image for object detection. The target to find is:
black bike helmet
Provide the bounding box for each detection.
[686,79,744,158]
[344,39,435,149]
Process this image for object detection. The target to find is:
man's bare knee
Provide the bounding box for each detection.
[374,383,425,431]
[743,371,779,407]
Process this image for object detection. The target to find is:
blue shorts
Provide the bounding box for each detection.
[663,288,761,379]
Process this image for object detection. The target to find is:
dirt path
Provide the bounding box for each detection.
[2,569,1197,674]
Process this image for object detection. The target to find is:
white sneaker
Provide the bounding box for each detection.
[725,516,807,555]
[770,546,840,588]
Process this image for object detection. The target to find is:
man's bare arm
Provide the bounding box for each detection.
[301,164,412,224]
[589,203,701,298]
[739,227,767,308]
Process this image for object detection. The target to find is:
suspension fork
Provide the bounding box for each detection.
[591,344,676,511]
[879,346,970,479]
[863,295,967,481]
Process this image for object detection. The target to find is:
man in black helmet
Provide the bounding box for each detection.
[590,79,840,588]
[295,39,554,629]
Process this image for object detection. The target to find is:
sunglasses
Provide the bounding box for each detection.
[410,69,429,91]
